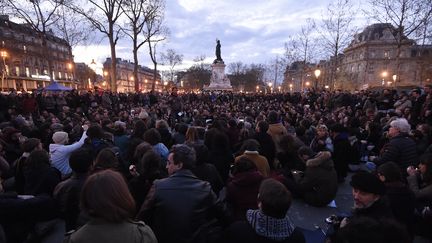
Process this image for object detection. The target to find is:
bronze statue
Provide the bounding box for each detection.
[214,39,223,63]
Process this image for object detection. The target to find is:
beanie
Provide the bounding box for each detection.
[52,131,69,144]
[350,171,385,195]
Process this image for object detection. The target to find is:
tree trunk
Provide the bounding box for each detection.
[109,28,117,92]
[133,35,139,92]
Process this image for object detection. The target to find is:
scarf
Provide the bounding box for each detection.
[246,209,295,241]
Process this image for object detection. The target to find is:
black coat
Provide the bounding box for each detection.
[332,133,351,180]
[192,163,224,195]
[253,132,276,169]
[374,134,419,175]
[53,173,88,231]
[137,169,225,243]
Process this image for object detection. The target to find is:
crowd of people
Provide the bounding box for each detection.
[0,85,432,243]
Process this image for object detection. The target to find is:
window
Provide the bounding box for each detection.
[384,51,389,58]
[44,69,48,75]
[370,51,376,58]
[25,67,30,77]
[52,71,55,79]
[65,73,68,80]
[15,66,20,76]
[58,71,62,79]
[23,45,27,53]
[5,65,9,75]
[35,68,39,76]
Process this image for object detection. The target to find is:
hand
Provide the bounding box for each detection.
[406,166,417,176]
[82,125,89,131]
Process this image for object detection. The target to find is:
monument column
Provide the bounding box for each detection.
[205,39,232,91]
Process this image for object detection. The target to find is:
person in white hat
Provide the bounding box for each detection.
[49,125,88,177]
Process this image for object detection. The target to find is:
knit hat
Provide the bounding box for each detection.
[52,131,69,144]
[350,171,385,195]
[138,111,149,119]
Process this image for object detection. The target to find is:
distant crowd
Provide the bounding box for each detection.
[0,86,432,243]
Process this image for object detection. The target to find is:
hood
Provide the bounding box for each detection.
[246,209,295,241]
[306,151,333,168]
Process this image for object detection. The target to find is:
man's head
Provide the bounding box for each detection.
[166,144,196,175]
[388,118,410,138]
[350,171,385,209]
[69,148,93,174]
[298,146,316,162]
[258,178,292,218]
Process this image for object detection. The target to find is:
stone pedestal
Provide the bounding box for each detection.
[205,62,232,91]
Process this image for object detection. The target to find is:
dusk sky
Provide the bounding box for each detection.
[73,0,371,73]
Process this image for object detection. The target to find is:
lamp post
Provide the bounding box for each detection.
[256,85,259,93]
[1,50,8,91]
[278,85,281,93]
[381,71,388,86]
[314,68,321,89]
[90,59,97,88]
[392,74,397,88]
[268,82,273,93]
[289,83,293,92]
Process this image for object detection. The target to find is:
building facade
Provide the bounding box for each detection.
[342,23,431,90]
[103,58,162,93]
[0,15,78,91]
[283,23,432,91]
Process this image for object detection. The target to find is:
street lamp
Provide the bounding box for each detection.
[392,74,397,87]
[278,85,281,93]
[381,71,388,86]
[1,50,8,91]
[89,59,97,88]
[305,81,310,87]
[289,83,293,92]
[314,68,321,89]
[256,85,259,93]
[267,82,273,93]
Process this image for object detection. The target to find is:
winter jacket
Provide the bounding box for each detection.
[374,134,419,175]
[296,152,338,207]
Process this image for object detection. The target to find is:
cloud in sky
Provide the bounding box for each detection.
[73,0,368,72]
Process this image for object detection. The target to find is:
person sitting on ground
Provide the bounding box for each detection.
[288,146,338,207]
[235,139,270,177]
[224,178,305,243]
[226,157,264,221]
[310,124,333,153]
[64,170,157,243]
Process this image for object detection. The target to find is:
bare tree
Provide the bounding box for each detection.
[64,0,125,91]
[318,0,357,89]
[141,0,168,91]
[3,0,64,82]
[160,48,183,84]
[265,56,285,90]
[366,0,432,86]
[54,4,93,48]
[121,0,149,92]
[284,18,318,90]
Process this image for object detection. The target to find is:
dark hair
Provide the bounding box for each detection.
[267,111,279,124]
[170,144,196,170]
[86,125,105,139]
[69,148,93,174]
[131,120,147,139]
[257,120,269,133]
[80,170,135,222]
[137,150,162,179]
[93,148,120,172]
[258,178,292,218]
[26,149,50,170]
[143,128,161,146]
[239,139,260,152]
[133,142,153,165]
[192,144,209,166]
[337,217,410,243]
[419,153,432,184]
[377,162,402,182]
[21,138,41,152]
[232,157,256,174]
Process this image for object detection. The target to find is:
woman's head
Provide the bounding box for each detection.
[316,125,328,138]
[80,170,135,222]
[419,153,432,183]
[93,148,120,172]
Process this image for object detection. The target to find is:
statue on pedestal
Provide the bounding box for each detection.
[214,39,223,64]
